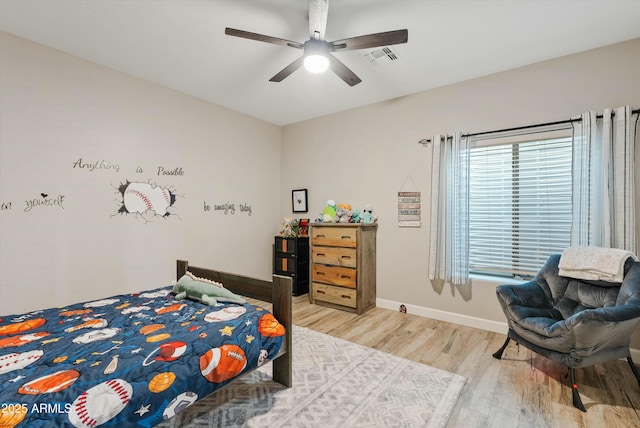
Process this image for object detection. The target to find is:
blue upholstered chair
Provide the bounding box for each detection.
[493,253,640,411]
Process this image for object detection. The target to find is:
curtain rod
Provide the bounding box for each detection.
[418,108,640,145]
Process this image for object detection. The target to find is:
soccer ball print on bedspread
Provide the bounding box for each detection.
[0,286,284,427]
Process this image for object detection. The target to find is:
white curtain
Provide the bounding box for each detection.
[571,106,638,254]
[428,132,470,285]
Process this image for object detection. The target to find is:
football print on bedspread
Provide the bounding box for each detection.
[18,369,80,395]
[155,303,186,315]
[0,332,50,348]
[64,318,108,333]
[200,344,247,383]
[138,323,165,335]
[0,318,46,335]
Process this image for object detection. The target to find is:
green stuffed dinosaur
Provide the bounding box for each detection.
[173,273,246,306]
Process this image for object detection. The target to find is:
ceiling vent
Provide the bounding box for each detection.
[362,47,399,65]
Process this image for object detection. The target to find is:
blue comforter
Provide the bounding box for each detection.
[0,286,284,427]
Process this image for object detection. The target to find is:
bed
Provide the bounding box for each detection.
[0,260,292,427]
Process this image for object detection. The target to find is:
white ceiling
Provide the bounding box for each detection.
[1,0,640,126]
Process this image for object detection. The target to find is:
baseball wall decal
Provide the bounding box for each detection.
[119,181,175,217]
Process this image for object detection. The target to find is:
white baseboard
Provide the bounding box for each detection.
[376,298,640,363]
[376,298,508,334]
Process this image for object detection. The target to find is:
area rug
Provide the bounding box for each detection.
[158,325,466,428]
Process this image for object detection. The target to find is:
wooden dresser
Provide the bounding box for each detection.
[309,223,377,314]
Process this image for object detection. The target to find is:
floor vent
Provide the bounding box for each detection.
[362,47,399,65]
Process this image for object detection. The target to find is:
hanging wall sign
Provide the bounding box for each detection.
[398,191,421,227]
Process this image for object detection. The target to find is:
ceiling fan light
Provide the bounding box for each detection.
[304,54,329,73]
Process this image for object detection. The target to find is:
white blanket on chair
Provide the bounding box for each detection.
[558,246,637,283]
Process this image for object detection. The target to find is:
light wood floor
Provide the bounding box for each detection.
[289,295,640,428]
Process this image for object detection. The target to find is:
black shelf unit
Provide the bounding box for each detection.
[274,236,309,296]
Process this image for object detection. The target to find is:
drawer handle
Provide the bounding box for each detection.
[317,290,326,295]
[317,234,326,238]
[317,272,326,276]
[340,255,351,260]
[341,275,351,279]
[341,295,352,299]
[341,235,352,240]
[317,253,326,257]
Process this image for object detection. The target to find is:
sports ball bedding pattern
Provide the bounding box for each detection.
[0,286,285,427]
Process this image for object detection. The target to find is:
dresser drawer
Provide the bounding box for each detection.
[312,283,357,308]
[312,264,356,288]
[311,227,357,248]
[311,246,357,268]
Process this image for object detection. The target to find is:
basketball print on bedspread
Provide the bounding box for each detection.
[258,313,285,337]
[0,405,26,427]
[68,378,132,428]
[148,371,176,393]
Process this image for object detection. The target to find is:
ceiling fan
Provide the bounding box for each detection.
[224,0,408,86]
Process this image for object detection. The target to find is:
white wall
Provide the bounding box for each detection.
[0,31,282,315]
[281,38,640,349]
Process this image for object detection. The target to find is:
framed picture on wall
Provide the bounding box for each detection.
[292,189,308,213]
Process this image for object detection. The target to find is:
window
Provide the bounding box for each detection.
[468,131,573,278]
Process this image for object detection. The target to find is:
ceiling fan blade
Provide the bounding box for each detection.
[269,56,305,82]
[328,54,362,87]
[225,27,303,49]
[330,29,408,51]
[308,0,329,40]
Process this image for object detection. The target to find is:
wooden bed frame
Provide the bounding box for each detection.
[176,260,293,387]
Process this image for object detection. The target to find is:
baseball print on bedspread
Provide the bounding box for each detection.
[0,285,285,427]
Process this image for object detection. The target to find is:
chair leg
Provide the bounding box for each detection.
[569,368,586,412]
[492,337,510,359]
[627,357,640,387]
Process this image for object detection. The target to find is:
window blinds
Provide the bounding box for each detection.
[468,136,573,277]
